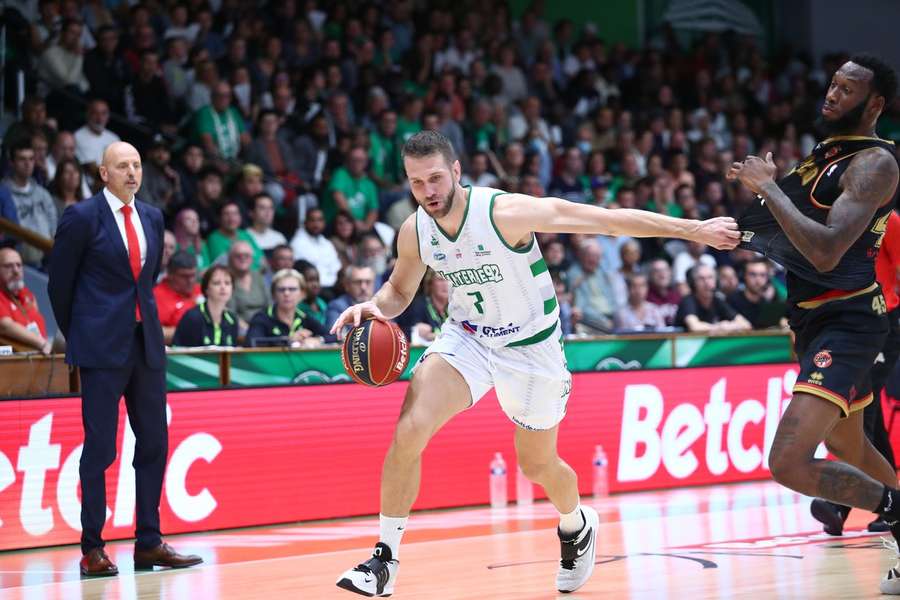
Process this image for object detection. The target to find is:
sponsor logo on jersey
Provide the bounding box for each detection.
[430,236,439,246]
[455,248,463,259]
[808,371,824,384]
[474,244,491,257]
[481,323,521,338]
[461,320,478,334]
[741,231,755,242]
[813,350,832,369]
[438,264,504,287]
[433,252,446,261]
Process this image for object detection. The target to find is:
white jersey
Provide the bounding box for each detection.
[415,185,559,348]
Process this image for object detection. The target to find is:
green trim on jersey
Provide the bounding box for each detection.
[530,257,548,277]
[489,192,534,254]
[543,295,558,315]
[506,321,558,347]
[414,211,421,261]
[434,185,472,243]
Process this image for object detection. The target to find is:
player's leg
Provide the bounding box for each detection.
[514,426,578,514]
[338,326,491,598]
[825,407,898,487]
[768,393,886,509]
[380,353,472,517]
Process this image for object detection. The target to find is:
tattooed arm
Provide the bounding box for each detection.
[728,148,899,272]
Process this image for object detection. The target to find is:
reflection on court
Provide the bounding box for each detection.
[0,480,893,599]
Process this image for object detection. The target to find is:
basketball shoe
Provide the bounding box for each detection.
[880,535,900,594]
[810,498,849,535]
[336,542,398,597]
[556,505,600,593]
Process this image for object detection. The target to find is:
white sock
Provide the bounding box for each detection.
[558,505,584,536]
[379,514,408,559]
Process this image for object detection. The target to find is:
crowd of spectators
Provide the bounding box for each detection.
[3,0,894,347]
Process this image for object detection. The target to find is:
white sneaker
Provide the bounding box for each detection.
[556,506,600,593]
[336,543,399,597]
[881,537,900,595]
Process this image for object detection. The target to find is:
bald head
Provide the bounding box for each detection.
[100,142,142,202]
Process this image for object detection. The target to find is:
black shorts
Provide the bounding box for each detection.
[789,283,890,417]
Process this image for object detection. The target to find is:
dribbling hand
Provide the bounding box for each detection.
[329,301,387,335]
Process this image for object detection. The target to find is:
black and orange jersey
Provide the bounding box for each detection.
[738,135,898,303]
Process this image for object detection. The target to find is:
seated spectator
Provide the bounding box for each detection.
[74,99,120,183]
[160,230,176,283]
[612,239,642,307]
[38,18,90,93]
[172,207,208,272]
[203,201,263,270]
[397,271,449,344]
[172,265,239,347]
[246,269,330,347]
[326,265,375,331]
[140,139,182,214]
[3,140,57,267]
[269,244,295,273]
[727,258,788,329]
[46,131,92,199]
[193,81,250,163]
[329,209,360,267]
[83,25,128,114]
[358,232,389,288]
[182,166,225,238]
[292,207,341,287]
[2,96,56,160]
[672,240,717,296]
[646,258,682,326]
[176,144,205,204]
[566,238,619,333]
[153,251,202,344]
[125,49,177,134]
[0,248,52,354]
[246,110,301,203]
[296,262,328,326]
[548,147,590,203]
[227,241,270,325]
[49,157,86,219]
[232,164,266,221]
[717,264,740,297]
[460,151,500,188]
[0,184,19,247]
[322,146,378,232]
[614,274,666,333]
[247,193,287,252]
[551,270,578,336]
[30,131,51,187]
[675,264,751,333]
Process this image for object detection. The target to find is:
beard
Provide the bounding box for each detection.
[815,94,870,137]
[421,185,456,219]
[6,279,24,294]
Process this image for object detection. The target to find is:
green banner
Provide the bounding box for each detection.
[164,333,793,390]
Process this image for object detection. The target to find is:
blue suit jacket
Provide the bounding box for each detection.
[48,192,166,369]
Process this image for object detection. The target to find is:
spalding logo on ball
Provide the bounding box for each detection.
[341,319,410,386]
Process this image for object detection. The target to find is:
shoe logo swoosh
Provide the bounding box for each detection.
[575,529,593,556]
[363,575,373,583]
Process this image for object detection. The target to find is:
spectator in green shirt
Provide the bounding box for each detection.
[193,81,251,163]
[396,94,423,143]
[322,146,378,232]
[203,200,263,270]
[369,109,403,189]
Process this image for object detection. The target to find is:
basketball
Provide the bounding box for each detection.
[341,319,410,386]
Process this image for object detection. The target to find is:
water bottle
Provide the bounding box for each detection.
[489,452,508,508]
[516,465,533,506]
[592,445,609,498]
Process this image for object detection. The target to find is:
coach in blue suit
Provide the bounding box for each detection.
[49,142,201,577]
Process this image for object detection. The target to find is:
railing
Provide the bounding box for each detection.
[0,216,53,252]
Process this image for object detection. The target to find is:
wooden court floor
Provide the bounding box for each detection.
[1,480,897,599]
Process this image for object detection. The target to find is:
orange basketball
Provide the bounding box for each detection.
[341,319,410,386]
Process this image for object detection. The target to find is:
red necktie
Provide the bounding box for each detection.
[121,204,142,321]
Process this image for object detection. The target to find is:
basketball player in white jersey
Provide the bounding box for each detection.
[331,130,739,596]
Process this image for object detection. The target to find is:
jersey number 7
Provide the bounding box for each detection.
[467,291,485,314]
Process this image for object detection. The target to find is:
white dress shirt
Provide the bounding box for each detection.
[289,228,341,287]
[104,187,147,268]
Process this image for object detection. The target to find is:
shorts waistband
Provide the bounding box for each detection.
[795,282,879,310]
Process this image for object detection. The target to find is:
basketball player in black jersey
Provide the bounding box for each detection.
[729,54,900,593]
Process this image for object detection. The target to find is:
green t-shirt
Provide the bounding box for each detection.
[369,131,402,184]
[323,167,379,223]
[202,229,263,271]
[299,297,328,325]
[396,117,421,143]
[177,243,208,272]
[192,105,246,160]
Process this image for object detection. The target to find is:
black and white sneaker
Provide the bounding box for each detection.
[556,506,599,593]
[336,542,398,597]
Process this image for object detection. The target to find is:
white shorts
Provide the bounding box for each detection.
[416,321,572,430]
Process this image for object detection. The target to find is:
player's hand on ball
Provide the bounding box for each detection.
[696,216,741,250]
[330,301,387,335]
